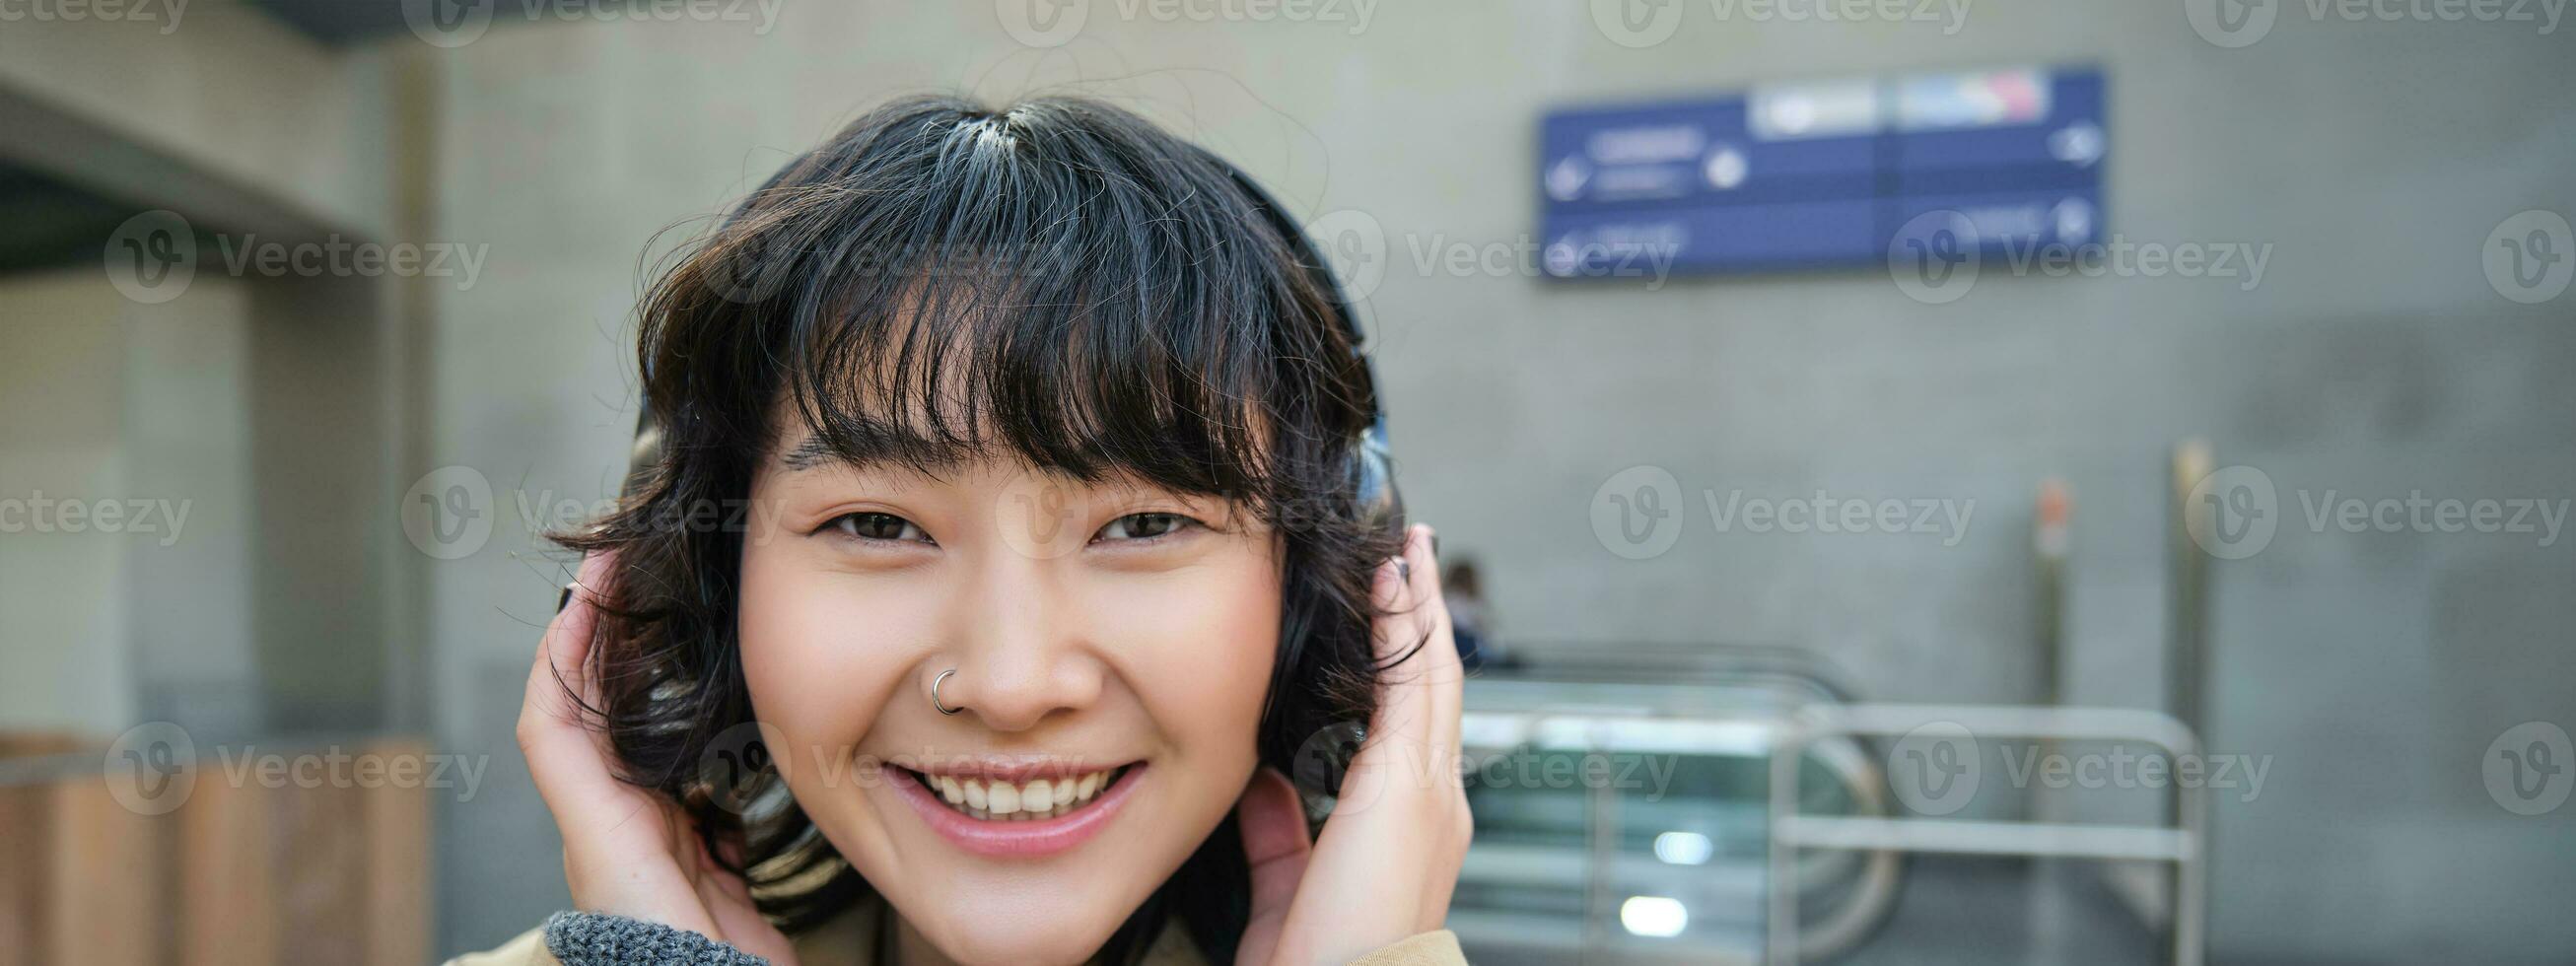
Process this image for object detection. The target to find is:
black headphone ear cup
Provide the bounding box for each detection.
[622,418,665,498]
[1349,423,1405,541]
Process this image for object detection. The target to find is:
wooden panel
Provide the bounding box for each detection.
[364,739,432,966]
[0,735,86,759]
[48,776,167,966]
[0,733,433,966]
[275,768,367,964]
[179,770,278,966]
[0,783,58,966]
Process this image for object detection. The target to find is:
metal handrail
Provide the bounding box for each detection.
[1764,703,2207,966]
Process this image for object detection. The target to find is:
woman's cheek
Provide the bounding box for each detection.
[1103,548,1281,771]
[735,548,918,782]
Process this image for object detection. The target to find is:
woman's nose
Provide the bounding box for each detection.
[937,552,1105,732]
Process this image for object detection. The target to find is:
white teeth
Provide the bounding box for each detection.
[922,767,1123,820]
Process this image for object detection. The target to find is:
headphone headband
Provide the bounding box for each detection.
[1216,162,1367,355]
[1207,155,1402,535]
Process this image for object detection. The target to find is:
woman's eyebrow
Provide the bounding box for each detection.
[779,436,846,472]
[777,433,966,476]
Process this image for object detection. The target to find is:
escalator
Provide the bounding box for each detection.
[1450,651,1905,964]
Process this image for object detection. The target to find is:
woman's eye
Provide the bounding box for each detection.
[1094,512,1198,543]
[825,512,934,545]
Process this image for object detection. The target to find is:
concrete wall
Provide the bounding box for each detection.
[0,6,416,736]
[0,0,394,236]
[0,270,142,735]
[379,2,2573,960]
[0,268,261,737]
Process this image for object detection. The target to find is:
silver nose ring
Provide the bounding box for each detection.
[931,668,962,716]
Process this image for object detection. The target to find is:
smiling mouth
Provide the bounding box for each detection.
[902,764,1138,822]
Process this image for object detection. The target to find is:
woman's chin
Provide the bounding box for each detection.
[904,899,1137,966]
[877,838,1181,963]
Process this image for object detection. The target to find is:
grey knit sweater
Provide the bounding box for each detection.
[542,911,773,966]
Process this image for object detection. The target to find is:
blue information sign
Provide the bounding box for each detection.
[1538,66,2107,279]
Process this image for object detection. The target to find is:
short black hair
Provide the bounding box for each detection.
[556,94,1401,963]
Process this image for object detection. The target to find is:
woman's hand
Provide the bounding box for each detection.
[1235,524,1474,966]
[518,552,799,965]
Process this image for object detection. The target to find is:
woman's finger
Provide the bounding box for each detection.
[1356,526,1459,783]
[1234,767,1311,964]
[1396,525,1463,746]
[518,553,629,829]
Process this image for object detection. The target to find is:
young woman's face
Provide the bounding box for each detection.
[738,423,1282,963]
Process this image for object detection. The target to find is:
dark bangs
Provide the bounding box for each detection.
[645,96,1372,507]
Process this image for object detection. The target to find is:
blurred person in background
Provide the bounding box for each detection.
[1440,559,1497,671]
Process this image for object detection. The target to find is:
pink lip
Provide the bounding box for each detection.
[889,764,1146,859]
